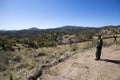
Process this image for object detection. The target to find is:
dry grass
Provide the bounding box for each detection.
[0,37,120,80]
[40,45,120,80]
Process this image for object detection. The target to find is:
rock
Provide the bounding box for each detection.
[34,52,46,58]
[27,67,42,80]
[58,55,66,62]
[28,76,36,80]
[33,69,42,79]
[49,59,58,66]
[12,56,22,62]
[0,66,6,72]
[41,63,51,68]
[49,54,55,59]
[14,64,24,71]
[10,48,15,51]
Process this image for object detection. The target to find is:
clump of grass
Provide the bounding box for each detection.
[41,56,51,64]
[103,38,114,47]
[70,43,79,51]
[27,63,35,70]
[54,53,60,60]
[84,66,89,69]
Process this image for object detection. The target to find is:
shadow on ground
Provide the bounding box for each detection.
[100,59,120,65]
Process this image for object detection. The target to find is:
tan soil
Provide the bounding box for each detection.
[40,45,120,80]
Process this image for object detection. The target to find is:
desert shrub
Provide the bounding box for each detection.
[59,52,64,55]
[44,41,56,47]
[27,63,35,70]
[14,63,26,71]
[0,64,7,72]
[48,54,55,59]
[71,43,79,51]
[12,56,22,62]
[27,40,38,48]
[0,36,8,50]
[0,36,17,50]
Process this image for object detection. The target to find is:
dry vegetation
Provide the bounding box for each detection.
[0,26,120,80]
[0,37,120,80]
[40,44,120,80]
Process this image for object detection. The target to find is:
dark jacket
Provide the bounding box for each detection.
[96,39,103,49]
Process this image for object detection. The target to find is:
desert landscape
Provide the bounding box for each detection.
[0,26,120,80]
[0,0,120,80]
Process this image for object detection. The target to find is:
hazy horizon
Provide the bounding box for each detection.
[0,0,120,30]
[0,25,120,31]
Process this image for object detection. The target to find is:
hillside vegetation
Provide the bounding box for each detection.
[0,25,120,50]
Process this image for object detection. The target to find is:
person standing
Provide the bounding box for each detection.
[95,35,103,60]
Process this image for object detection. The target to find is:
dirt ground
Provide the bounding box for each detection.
[40,45,120,80]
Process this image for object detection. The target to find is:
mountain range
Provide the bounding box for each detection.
[0,25,120,31]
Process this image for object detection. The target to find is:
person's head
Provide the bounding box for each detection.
[98,35,101,39]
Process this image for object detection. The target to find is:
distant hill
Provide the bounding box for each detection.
[55,26,98,30]
[0,25,119,31]
[0,26,94,31]
[27,27,40,31]
[56,26,82,29]
[0,25,120,37]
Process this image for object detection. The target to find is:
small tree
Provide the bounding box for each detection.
[0,36,8,49]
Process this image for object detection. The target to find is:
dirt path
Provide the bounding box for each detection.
[40,45,120,80]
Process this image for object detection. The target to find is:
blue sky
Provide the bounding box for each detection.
[0,0,120,30]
